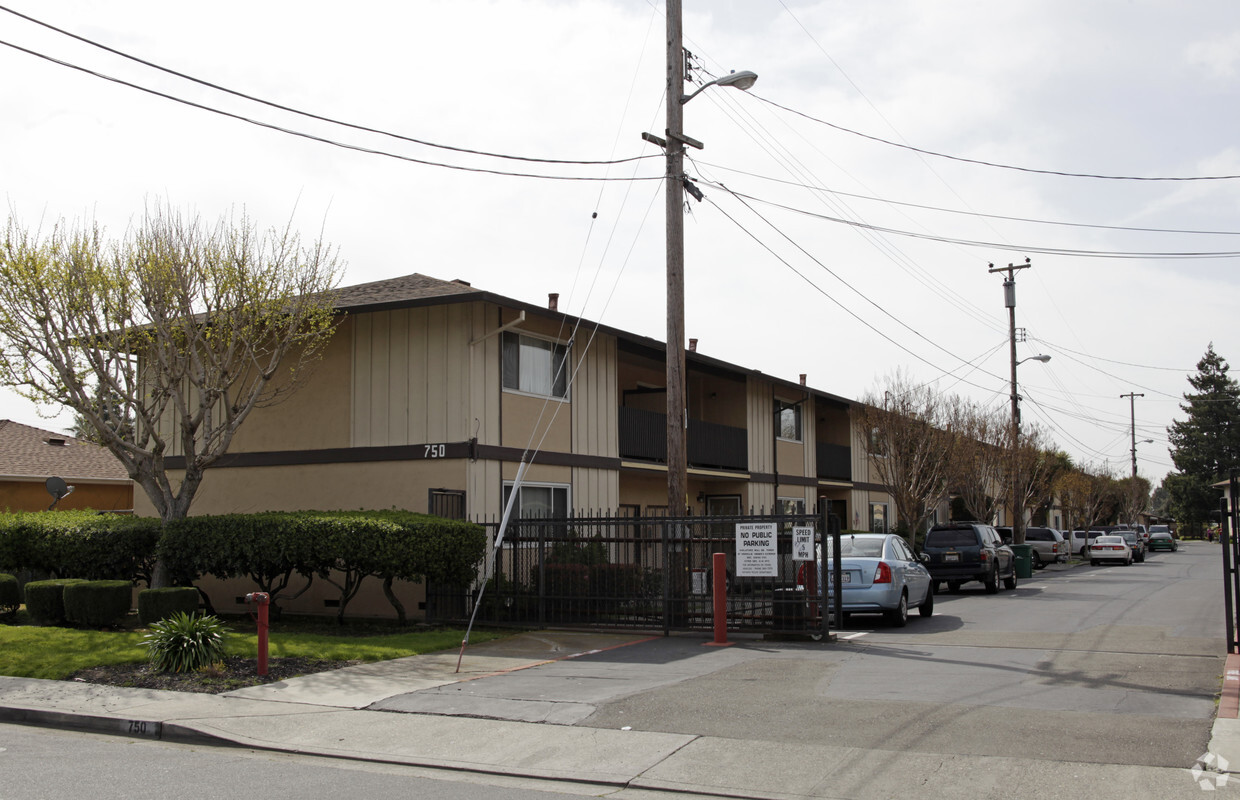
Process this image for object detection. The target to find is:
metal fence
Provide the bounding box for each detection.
[1222,472,1239,654]
[427,507,844,637]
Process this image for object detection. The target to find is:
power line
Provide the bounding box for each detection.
[693,161,1240,237]
[692,183,1240,259]
[753,93,1240,182]
[0,37,659,184]
[0,5,655,169]
[1026,335,1193,372]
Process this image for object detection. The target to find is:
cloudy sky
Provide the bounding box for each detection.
[2,0,1238,485]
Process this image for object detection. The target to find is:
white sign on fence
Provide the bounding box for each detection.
[792,527,815,562]
[736,522,778,577]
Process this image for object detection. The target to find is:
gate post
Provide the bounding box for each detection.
[704,551,733,647]
[1223,494,1236,654]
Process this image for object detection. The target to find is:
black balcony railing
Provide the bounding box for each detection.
[816,442,851,481]
[618,406,747,471]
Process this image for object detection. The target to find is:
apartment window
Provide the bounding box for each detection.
[502,332,568,399]
[777,496,805,525]
[776,400,802,441]
[869,502,888,533]
[503,482,570,519]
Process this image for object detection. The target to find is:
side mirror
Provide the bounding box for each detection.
[1001,537,1013,546]
[919,553,930,563]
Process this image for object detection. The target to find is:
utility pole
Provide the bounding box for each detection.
[990,259,1031,544]
[665,0,688,517]
[1122,392,1145,478]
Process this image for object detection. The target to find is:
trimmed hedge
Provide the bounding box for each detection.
[159,510,487,623]
[64,580,132,627]
[23,579,87,625]
[138,587,201,625]
[0,511,161,584]
[0,572,19,617]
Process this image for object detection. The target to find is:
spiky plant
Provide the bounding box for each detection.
[143,612,229,673]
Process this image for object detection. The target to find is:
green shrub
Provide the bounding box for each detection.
[23,579,87,625]
[144,612,229,673]
[63,580,132,627]
[0,573,19,617]
[137,587,201,625]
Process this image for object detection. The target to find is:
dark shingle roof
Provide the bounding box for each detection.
[0,420,130,481]
[332,273,479,312]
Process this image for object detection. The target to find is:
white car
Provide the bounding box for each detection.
[1089,535,1133,566]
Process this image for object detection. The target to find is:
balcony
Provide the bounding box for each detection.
[618,406,747,471]
[817,442,851,481]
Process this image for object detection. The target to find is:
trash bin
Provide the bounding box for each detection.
[1010,543,1033,579]
[773,588,805,630]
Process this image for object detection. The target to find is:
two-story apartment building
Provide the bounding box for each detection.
[135,273,896,615]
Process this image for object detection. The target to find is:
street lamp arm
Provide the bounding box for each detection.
[681,70,759,104]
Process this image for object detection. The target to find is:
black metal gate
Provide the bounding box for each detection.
[430,506,844,636]
[1221,472,1239,653]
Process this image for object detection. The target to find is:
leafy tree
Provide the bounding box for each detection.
[1166,344,1240,528]
[1116,475,1152,526]
[0,204,342,585]
[1165,472,1217,537]
[856,371,958,548]
[1054,464,1114,532]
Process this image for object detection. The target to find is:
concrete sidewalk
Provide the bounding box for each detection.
[0,628,1235,799]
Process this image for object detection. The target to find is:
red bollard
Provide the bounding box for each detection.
[704,552,734,647]
[245,592,270,676]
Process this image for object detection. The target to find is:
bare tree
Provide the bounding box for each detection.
[855,371,957,546]
[948,398,1009,524]
[0,204,342,584]
[1008,424,1064,542]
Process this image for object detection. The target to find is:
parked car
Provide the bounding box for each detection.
[997,526,1068,568]
[1066,530,1091,556]
[1149,524,1174,539]
[1089,535,1133,566]
[1148,531,1178,551]
[1131,524,1149,543]
[1119,531,1146,562]
[922,522,1016,594]
[803,533,933,627]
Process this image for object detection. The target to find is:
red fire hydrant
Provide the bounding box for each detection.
[245,592,270,676]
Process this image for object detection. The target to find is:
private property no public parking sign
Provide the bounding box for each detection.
[736,522,778,577]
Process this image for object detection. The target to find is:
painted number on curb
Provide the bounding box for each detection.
[127,720,155,736]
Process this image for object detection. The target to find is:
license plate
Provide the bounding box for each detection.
[945,553,959,562]
[841,573,851,584]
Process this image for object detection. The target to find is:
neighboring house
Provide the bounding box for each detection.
[137,273,896,615]
[0,420,133,513]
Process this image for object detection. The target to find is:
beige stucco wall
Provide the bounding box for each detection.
[134,459,469,516]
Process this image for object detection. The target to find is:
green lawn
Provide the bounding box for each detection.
[0,610,505,680]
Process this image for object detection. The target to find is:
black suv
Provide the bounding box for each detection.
[922,522,1017,594]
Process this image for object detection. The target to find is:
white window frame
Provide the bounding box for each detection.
[502,481,571,519]
[502,331,570,400]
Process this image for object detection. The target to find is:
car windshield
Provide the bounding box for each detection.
[1121,533,1138,543]
[1151,526,1169,533]
[840,537,885,557]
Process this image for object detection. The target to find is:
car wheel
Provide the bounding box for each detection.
[1003,568,1017,590]
[933,580,942,594]
[1080,546,1088,557]
[984,566,999,594]
[886,591,909,627]
[919,583,934,617]
[947,581,962,593]
[1031,551,1043,569]
[1091,559,1098,566]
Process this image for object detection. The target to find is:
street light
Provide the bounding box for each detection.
[681,70,759,104]
[660,0,757,516]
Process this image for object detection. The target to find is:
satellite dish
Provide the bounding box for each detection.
[46,477,75,510]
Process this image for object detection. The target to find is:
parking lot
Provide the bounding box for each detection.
[407,541,1224,772]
